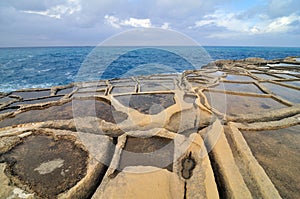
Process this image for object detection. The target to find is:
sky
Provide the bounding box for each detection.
[0,0,300,47]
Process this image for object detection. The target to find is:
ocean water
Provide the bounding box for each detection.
[0,46,300,93]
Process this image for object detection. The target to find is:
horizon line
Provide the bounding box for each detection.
[1,45,300,48]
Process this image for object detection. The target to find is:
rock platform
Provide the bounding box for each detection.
[0,57,299,198]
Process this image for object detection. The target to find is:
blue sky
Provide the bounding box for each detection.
[0,0,300,47]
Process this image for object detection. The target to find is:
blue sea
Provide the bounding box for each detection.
[1,46,300,93]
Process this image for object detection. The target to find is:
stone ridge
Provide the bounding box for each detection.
[0,57,299,198]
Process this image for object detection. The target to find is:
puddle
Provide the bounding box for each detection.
[73,91,105,97]
[204,91,286,116]
[139,79,175,92]
[268,63,300,67]
[242,125,300,199]
[0,99,128,128]
[280,81,300,87]
[249,70,263,73]
[115,93,175,115]
[73,93,95,97]
[271,74,295,79]
[11,90,50,100]
[225,74,254,81]
[77,87,99,93]
[261,83,300,103]
[109,78,135,85]
[80,82,106,88]
[56,87,74,95]
[111,86,135,94]
[148,74,179,79]
[213,83,264,94]
[2,134,88,198]
[118,136,173,172]
[140,82,174,92]
[186,73,200,78]
[0,107,20,115]
[187,76,209,82]
[207,71,224,77]
[73,99,128,124]
[181,153,196,179]
[0,97,14,104]
[270,70,300,75]
[189,81,208,87]
[10,96,62,106]
[0,102,73,128]
[253,74,279,80]
[110,81,136,87]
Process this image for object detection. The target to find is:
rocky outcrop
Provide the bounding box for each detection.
[0,57,299,198]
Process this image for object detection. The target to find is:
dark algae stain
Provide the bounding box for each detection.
[181,152,196,179]
[260,103,271,109]
[2,133,88,198]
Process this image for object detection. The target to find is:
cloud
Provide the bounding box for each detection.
[104,15,171,29]
[267,0,300,18]
[104,15,152,28]
[104,15,121,28]
[266,14,300,33]
[0,0,300,47]
[192,10,300,37]
[192,11,251,32]
[22,0,81,19]
[161,22,170,29]
[121,18,152,28]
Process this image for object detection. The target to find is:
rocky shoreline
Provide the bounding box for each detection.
[0,57,299,198]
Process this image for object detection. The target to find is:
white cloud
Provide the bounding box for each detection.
[104,15,170,29]
[161,22,170,29]
[23,0,81,19]
[105,15,152,28]
[266,14,300,33]
[121,18,152,28]
[104,15,121,28]
[24,10,61,19]
[192,10,300,37]
[192,11,254,33]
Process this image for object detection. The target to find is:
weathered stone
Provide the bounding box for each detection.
[1,57,299,198]
[2,134,88,198]
[94,166,184,199]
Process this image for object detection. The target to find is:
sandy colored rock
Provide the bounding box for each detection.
[94,166,184,199]
[1,57,299,198]
[205,119,252,198]
[173,133,219,199]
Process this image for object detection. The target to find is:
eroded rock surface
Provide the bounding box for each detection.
[2,134,87,198]
[0,57,299,198]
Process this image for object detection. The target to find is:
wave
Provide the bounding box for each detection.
[1,46,300,93]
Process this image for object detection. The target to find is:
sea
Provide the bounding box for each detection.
[1,46,300,93]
